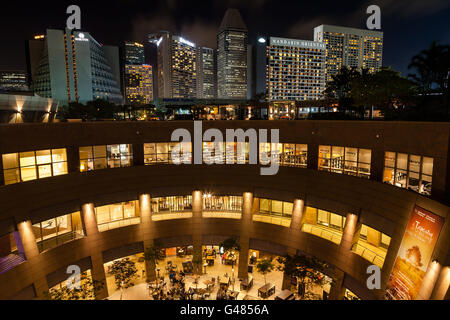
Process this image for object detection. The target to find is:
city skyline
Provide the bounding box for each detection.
[0,0,449,78]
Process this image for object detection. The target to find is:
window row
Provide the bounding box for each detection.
[2,149,67,185]
[79,144,133,172]
[318,145,371,178]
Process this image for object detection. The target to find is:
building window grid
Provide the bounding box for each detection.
[151,196,192,213]
[318,146,371,178]
[203,195,243,212]
[95,201,140,232]
[79,145,133,172]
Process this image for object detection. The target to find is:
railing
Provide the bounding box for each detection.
[301,224,342,245]
[151,211,193,221]
[97,217,141,232]
[202,211,242,219]
[351,242,386,268]
[36,231,84,253]
[253,213,292,227]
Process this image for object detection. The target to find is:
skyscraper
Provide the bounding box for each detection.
[217,9,248,99]
[265,37,326,101]
[124,41,145,65]
[122,41,153,105]
[196,47,215,99]
[314,25,383,82]
[149,32,197,99]
[26,29,122,105]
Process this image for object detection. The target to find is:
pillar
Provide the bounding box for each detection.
[132,143,144,166]
[81,203,108,300]
[416,260,442,300]
[290,199,304,231]
[329,269,345,300]
[17,220,49,299]
[192,190,203,275]
[66,145,80,173]
[139,194,157,281]
[238,192,253,280]
[370,149,384,182]
[339,213,360,252]
[307,143,318,170]
[430,266,450,300]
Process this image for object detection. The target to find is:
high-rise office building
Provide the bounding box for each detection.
[265,37,326,101]
[0,71,29,92]
[217,9,248,99]
[314,25,383,82]
[124,41,145,65]
[26,29,122,105]
[196,47,215,99]
[149,32,197,99]
[121,42,153,105]
[124,64,153,105]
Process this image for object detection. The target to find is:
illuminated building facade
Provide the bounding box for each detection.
[314,25,383,82]
[149,32,197,99]
[217,9,248,99]
[124,64,153,104]
[266,37,326,101]
[26,29,123,105]
[124,41,145,65]
[0,71,28,92]
[196,47,215,99]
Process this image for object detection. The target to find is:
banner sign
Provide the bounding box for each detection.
[385,205,444,300]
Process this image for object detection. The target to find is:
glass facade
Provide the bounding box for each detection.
[259,143,307,167]
[151,196,193,220]
[95,201,140,232]
[383,152,433,196]
[318,145,371,178]
[144,142,192,164]
[253,198,293,227]
[202,195,243,219]
[2,149,67,185]
[352,224,391,268]
[301,207,345,245]
[32,211,84,253]
[79,144,133,172]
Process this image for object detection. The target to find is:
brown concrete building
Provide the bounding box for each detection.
[0,120,449,300]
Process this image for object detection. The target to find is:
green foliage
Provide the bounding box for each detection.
[45,272,103,300]
[256,257,275,284]
[108,257,139,290]
[144,240,165,265]
[57,98,121,121]
[277,254,331,298]
[219,237,241,253]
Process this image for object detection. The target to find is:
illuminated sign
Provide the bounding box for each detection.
[270,37,326,50]
[75,33,89,42]
[178,37,195,47]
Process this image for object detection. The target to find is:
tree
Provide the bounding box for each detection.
[256,257,275,285]
[86,99,120,120]
[277,254,331,299]
[324,66,360,115]
[45,272,104,300]
[144,240,165,281]
[108,257,139,290]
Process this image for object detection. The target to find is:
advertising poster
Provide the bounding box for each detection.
[385,205,444,300]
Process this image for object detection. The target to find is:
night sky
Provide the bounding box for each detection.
[1,0,450,77]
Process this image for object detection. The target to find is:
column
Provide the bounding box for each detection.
[339,212,360,252]
[0,157,4,186]
[416,260,442,300]
[132,143,144,166]
[328,269,345,300]
[238,192,253,280]
[139,194,157,281]
[17,220,49,299]
[370,149,384,182]
[192,190,203,275]
[81,203,108,300]
[281,247,297,290]
[290,199,304,231]
[430,266,450,300]
[307,143,318,170]
[66,145,80,173]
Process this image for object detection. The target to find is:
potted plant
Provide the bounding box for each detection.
[256,257,275,285]
[144,240,165,281]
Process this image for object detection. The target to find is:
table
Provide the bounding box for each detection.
[203,280,214,290]
[240,275,253,291]
[258,283,275,298]
[220,276,231,286]
[243,295,260,300]
[275,289,295,300]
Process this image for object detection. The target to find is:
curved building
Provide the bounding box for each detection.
[0,121,448,300]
